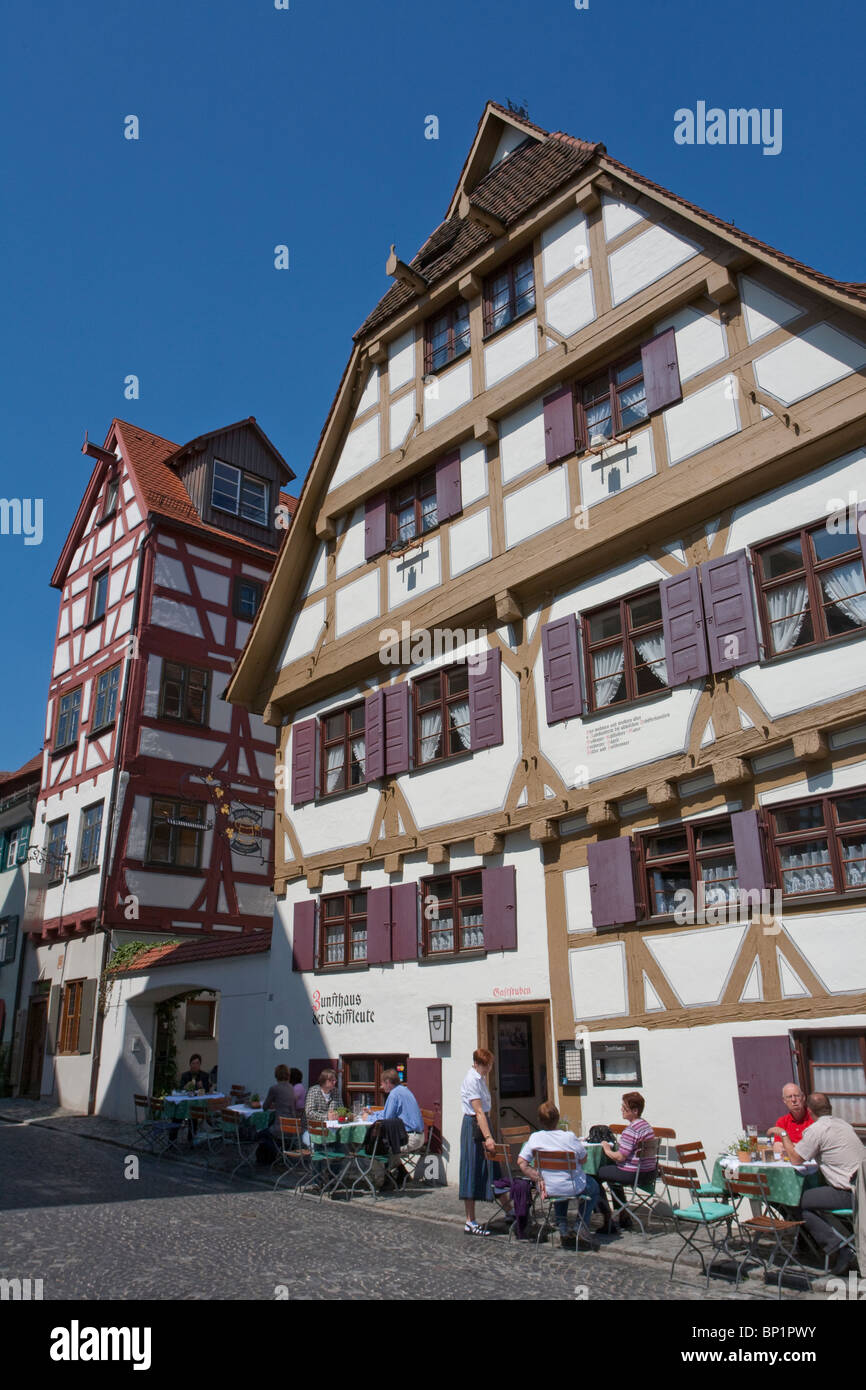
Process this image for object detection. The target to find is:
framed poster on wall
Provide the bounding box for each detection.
[497,1014,534,1097]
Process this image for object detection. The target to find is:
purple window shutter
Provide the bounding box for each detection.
[365,886,392,965]
[731,810,769,897]
[292,900,316,972]
[435,450,462,523]
[587,838,638,928]
[365,689,385,782]
[641,327,682,412]
[732,1037,795,1132]
[660,570,710,686]
[406,1058,442,1141]
[541,615,584,723]
[482,865,517,951]
[700,550,761,672]
[468,648,503,750]
[543,386,576,466]
[384,685,410,774]
[291,719,317,806]
[391,883,418,961]
[364,493,387,561]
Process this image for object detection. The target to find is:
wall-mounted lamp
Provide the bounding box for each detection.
[427,1004,452,1045]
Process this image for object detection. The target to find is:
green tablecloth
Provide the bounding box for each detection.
[312,1122,371,1148]
[162,1096,212,1121]
[583,1143,603,1177]
[711,1157,822,1206]
[227,1108,273,1133]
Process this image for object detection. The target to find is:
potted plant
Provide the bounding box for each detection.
[249,1093,262,1109]
[184,1080,196,1095]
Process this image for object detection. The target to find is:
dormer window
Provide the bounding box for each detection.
[212,459,269,527]
[483,251,535,336]
[424,300,471,373]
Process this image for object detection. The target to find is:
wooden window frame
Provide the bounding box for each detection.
[388,468,438,549]
[319,702,366,800]
[341,1055,408,1111]
[158,661,211,727]
[233,576,264,621]
[576,351,648,445]
[792,1028,866,1138]
[421,868,484,957]
[146,798,207,870]
[54,686,82,751]
[769,786,866,901]
[4,823,29,871]
[424,299,471,374]
[211,458,270,528]
[184,996,216,1040]
[752,519,866,661]
[76,802,104,874]
[482,251,536,338]
[88,568,109,626]
[583,584,668,713]
[101,476,120,522]
[58,979,84,1055]
[636,815,737,921]
[412,663,472,769]
[92,664,121,731]
[45,817,68,883]
[318,890,368,970]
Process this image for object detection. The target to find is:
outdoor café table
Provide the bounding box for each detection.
[162,1092,226,1121]
[711,1155,821,1209]
[313,1119,376,1196]
[225,1104,274,1133]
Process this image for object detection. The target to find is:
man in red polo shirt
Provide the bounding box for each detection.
[768,1082,814,1144]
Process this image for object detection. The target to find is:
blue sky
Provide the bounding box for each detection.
[1,0,863,770]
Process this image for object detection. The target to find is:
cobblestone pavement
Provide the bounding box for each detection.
[0,1121,821,1302]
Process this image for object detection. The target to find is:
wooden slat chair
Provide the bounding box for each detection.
[306,1119,350,1200]
[148,1097,184,1161]
[478,1143,518,1236]
[675,1142,728,1201]
[609,1123,626,1135]
[711,1171,812,1298]
[229,1084,249,1103]
[273,1117,313,1194]
[605,1135,660,1234]
[187,1098,226,1161]
[529,1149,594,1250]
[216,1108,259,1181]
[659,1164,737,1285]
[400,1107,439,1189]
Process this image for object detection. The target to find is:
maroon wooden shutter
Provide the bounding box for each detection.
[641,328,682,412]
[482,864,517,951]
[731,810,769,897]
[587,838,638,927]
[384,684,410,774]
[291,718,317,806]
[407,1057,443,1144]
[365,689,385,782]
[391,882,419,961]
[543,386,576,465]
[732,1037,795,1131]
[435,450,462,523]
[365,885,392,965]
[292,900,316,972]
[700,550,760,672]
[364,493,388,561]
[468,648,503,750]
[541,615,584,722]
[660,570,709,686]
[308,1058,339,1087]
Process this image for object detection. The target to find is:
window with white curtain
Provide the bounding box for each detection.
[413,665,471,766]
[639,816,739,918]
[584,586,668,711]
[796,1031,866,1133]
[771,788,866,897]
[755,521,866,656]
[423,871,484,955]
[319,703,366,797]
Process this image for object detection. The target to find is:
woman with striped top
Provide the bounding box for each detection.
[596,1092,656,1234]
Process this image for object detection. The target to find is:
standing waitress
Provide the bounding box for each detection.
[459,1047,511,1235]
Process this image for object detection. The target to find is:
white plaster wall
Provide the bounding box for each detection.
[752,323,866,406]
[151,596,204,639]
[330,414,381,490]
[139,726,222,765]
[608,223,700,305]
[758,756,866,809]
[541,207,590,285]
[739,274,804,344]
[27,934,106,1111]
[564,866,593,934]
[602,197,645,242]
[34,768,117,919]
[355,364,380,417]
[423,359,472,428]
[279,599,326,668]
[193,567,230,605]
[154,553,190,593]
[503,466,569,548]
[736,634,866,719]
[336,509,366,578]
[389,389,416,451]
[544,272,595,338]
[387,535,442,610]
[388,329,416,392]
[499,396,546,484]
[484,318,538,389]
[449,508,492,578]
[654,304,728,382]
[579,425,655,507]
[125,870,204,910]
[269,829,552,1183]
[304,544,328,595]
[569,941,628,1020]
[460,439,488,505]
[335,570,380,637]
[663,374,740,464]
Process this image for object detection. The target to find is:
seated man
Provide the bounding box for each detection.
[179,1053,210,1093]
[517,1102,600,1249]
[769,1082,814,1145]
[363,1068,425,1185]
[773,1091,864,1275]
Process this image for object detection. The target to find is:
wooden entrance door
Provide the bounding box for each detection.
[478,1000,553,1138]
[20,999,47,1099]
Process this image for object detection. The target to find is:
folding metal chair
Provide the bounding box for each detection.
[148,1097,185,1160]
[273,1117,313,1193]
[133,1094,164,1155]
[711,1171,813,1298]
[217,1109,260,1181]
[306,1120,350,1200]
[530,1149,594,1250]
[477,1143,518,1236]
[606,1136,660,1234]
[401,1107,439,1189]
[675,1142,728,1201]
[660,1164,737,1284]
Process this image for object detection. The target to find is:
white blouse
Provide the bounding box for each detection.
[460,1067,491,1116]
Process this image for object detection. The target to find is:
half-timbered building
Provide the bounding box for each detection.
[16,416,295,1112]
[228,102,866,1168]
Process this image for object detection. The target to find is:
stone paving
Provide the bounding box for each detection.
[0,1100,829,1300]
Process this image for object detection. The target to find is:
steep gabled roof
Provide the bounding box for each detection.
[164,415,295,481]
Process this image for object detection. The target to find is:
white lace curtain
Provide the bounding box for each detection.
[449,700,471,750]
[768,580,808,653]
[634,632,668,688]
[351,738,366,781]
[592,644,625,707]
[419,711,442,764]
[460,906,484,950]
[325,745,345,793]
[822,561,866,628]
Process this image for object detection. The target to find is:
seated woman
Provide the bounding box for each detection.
[517,1102,600,1249]
[595,1091,656,1233]
[256,1064,302,1163]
